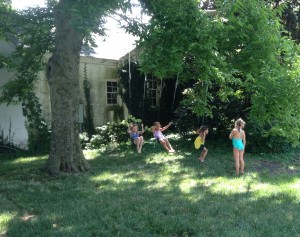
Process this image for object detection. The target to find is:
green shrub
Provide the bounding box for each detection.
[0,124,18,153]
[174,106,199,136]
[27,121,51,153]
[82,115,148,149]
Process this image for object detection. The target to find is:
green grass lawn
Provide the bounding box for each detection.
[1,136,300,237]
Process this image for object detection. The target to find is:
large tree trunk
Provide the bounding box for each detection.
[44,0,90,175]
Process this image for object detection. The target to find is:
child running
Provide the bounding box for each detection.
[194,125,209,162]
[128,123,144,153]
[229,118,246,175]
[152,121,175,153]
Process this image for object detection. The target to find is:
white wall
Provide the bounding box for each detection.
[0,66,28,149]
[1,41,129,148]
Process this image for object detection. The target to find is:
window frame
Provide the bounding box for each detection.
[106,80,118,105]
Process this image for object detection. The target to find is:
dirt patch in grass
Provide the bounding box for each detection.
[21,214,36,221]
[251,160,299,174]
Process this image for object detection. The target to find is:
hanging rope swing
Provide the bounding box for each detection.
[128,50,132,114]
[141,74,147,120]
[169,74,179,122]
[157,77,163,120]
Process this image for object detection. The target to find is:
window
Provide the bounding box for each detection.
[148,78,159,107]
[107,81,118,105]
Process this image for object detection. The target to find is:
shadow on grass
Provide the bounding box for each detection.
[1,139,300,236]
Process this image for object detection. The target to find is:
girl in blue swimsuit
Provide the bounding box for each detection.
[128,123,144,153]
[229,118,246,175]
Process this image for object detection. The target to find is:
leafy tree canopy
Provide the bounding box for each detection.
[0,0,299,175]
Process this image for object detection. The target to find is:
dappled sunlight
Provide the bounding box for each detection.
[166,133,182,140]
[83,149,101,160]
[147,175,172,190]
[145,153,177,164]
[287,165,300,173]
[197,176,249,195]
[288,178,300,190]
[0,212,17,233]
[2,144,300,236]
[179,179,198,194]
[88,148,300,205]
[10,156,45,164]
[90,171,139,190]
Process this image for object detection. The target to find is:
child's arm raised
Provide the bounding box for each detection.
[161,122,172,132]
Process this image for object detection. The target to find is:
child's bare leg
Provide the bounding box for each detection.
[165,140,175,152]
[159,140,170,152]
[200,148,208,162]
[233,148,240,175]
[139,136,144,153]
[133,140,140,152]
[239,150,244,173]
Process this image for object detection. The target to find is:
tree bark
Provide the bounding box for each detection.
[44,0,90,175]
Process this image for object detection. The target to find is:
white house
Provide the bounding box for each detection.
[0,41,28,149]
[0,41,130,148]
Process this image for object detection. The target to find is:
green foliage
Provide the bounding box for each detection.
[83,63,95,139]
[27,121,51,153]
[118,61,181,125]
[81,115,152,149]
[173,106,199,136]
[246,120,293,153]
[135,0,300,150]
[279,0,300,43]
[79,132,90,150]
[0,0,137,157]
[0,5,54,152]
[137,0,215,78]
[1,0,300,156]
[249,44,300,147]
[0,122,17,153]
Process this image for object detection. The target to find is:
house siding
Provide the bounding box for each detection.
[1,41,129,148]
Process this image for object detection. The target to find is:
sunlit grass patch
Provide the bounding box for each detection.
[0,212,17,231]
[10,156,45,164]
[1,139,300,236]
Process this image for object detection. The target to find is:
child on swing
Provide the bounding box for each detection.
[152,121,175,153]
[127,123,144,153]
[194,125,209,162]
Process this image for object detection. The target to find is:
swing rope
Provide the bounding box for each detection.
[141,74,147,120]
[200,80,208,125]
[158,77,163,120]
[128,50,132,113]
[169,74,179,121]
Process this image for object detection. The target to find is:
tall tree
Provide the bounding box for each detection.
[44,0,134,175]
[1,0,300,173]
[0,0,133,175]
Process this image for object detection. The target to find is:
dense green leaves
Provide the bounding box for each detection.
[132,0,300,147]
[0,0,300,151]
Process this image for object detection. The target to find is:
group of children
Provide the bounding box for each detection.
[127,121,175,154]
[128,118,246,175]
[194,118,246,175]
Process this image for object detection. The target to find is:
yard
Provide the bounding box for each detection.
[1,136,300,237]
